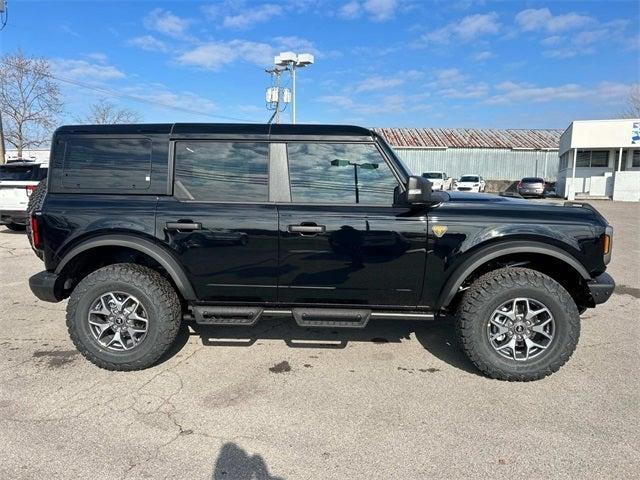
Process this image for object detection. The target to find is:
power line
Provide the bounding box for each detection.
[0,58,258,123]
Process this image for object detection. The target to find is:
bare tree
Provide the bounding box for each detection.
[78,99,142,124]
[0,50,62,160]
[618,85,640,119]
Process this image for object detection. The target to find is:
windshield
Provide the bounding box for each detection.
[522,177,544,183]
[0,164,48,181]
[459,175,479,182]
[422,172,443,179]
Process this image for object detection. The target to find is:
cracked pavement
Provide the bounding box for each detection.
[1,200,639,479]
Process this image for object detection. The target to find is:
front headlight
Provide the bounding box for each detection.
[603,225,613,265]
[473,183,479,187]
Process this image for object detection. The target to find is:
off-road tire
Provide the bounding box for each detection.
[26,179,47,260]
[455,267,580,381]
[6,222,26,231]
[66,263,182,371]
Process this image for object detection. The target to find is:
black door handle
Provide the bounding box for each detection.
[166,221,202,231]
[288,224,326,235]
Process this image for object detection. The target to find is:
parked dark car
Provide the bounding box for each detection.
[517,177,546,198]
[27,123,615,381]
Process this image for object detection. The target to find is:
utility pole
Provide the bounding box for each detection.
[0,111,5,164]
[0,1,7,162]
[265,67,290,124]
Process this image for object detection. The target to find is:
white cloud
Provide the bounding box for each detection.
[51,58,126,81]
[177,36,322,70]
[515,8,593,33]
[423,68,489,100]
[355,75,405,92]
[129,35,169,53]
[422,12,501,44]
[318,92,430,115]
[222,3,283,29]
[126,85,218,114]
[338,0,398,22]
[143,8,190,38]
[339,1,361,19]
[485,81,634,105]
[363,0,398,21]
[178,40,274,70]
[472,50,494,61]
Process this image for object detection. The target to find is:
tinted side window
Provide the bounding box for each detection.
[63,138,151,190]
[174,141,269,202]
[287,143,398,205]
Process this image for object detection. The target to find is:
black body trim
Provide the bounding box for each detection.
[587,272,615,305]
[55,234,197,300]
[438,241,591,308]
[29,271,62,302]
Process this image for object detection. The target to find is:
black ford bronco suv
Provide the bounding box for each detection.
[27,123,615,381]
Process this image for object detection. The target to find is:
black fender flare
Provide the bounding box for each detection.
[55,234,197,300]
[438,240,591,308]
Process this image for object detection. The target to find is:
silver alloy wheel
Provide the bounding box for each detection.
[487,297,555,361]
[87,291,149,352]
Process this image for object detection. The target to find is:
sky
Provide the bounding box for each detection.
[1,0,639,129]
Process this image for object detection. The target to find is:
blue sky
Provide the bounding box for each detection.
[1,0,639,128]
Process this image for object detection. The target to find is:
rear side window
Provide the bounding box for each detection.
[63,138,151,190]
[0,164,45,181]
[174,141,269,202]
[287,143,399,205]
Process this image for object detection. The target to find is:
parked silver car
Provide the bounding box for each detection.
[517,177,546,198]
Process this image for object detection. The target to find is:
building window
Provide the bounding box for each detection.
[288,142,399,205]
[633,150,640,168]
[174,141,269,202]
[576,150,610,168]
[559,152,569,170]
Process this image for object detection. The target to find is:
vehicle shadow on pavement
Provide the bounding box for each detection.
[212,442,284,480]
[178,316,480,376]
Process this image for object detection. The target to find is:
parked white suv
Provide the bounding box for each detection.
[0,160,48,230]
[421,171,452,191]
[453,174,486,193]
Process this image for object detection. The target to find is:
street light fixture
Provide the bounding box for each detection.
[330,159,378,203]
[274,51,314,124]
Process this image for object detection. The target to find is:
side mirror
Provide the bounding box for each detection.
[406,175,432,204]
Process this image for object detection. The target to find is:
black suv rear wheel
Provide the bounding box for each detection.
[455,267,580,381]
[66,264,182,370]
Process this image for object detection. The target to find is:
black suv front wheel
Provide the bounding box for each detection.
[456,267,580,381]
[66,264,182,371]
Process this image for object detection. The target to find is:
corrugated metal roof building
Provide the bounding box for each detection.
[374,128,562,181]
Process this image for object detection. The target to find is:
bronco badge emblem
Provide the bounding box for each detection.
[432,225,448,237]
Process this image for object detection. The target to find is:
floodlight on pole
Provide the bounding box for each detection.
[273,51,314,124]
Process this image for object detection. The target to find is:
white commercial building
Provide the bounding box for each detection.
[4,148,50,163]
[557,119,640,201]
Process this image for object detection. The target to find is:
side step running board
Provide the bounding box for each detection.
[188,306,435,328]
[292,308,371,328]
[192,306,263,326]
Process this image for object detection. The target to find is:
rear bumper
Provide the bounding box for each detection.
[0,210,28,225]
[517,188,545,196]
[29,271,63,303]
[587,272,615,305]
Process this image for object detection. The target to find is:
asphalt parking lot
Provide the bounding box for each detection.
[1,200,638,480]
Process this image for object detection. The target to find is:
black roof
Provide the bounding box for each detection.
[54,123,374,137]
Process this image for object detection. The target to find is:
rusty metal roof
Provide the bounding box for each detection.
[373,128,562,150]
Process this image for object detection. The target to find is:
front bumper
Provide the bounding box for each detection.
[29,271,63,303]
[587,272,615,305]
[0,210,28,225]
